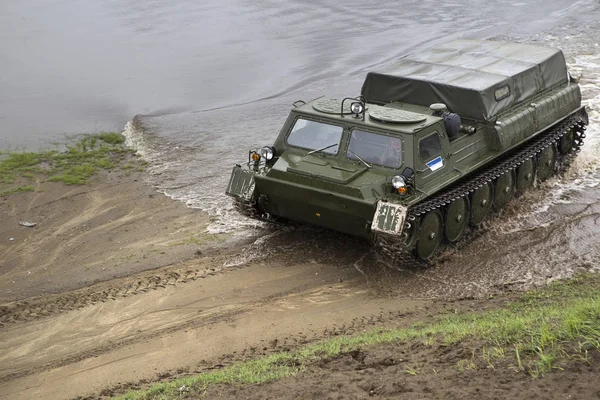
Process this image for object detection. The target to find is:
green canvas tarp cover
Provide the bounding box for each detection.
[361,40,568,121]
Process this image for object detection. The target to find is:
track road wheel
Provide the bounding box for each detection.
[444,197,468,243]
[559,129,575,155]
[403,216,419,249]
[416,210,443,260]
[516,158,535,194]
[493,170,515,209]
[537,144,557,182]
[470,182,493,226]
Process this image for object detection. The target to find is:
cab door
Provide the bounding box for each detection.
[414,125,455,192]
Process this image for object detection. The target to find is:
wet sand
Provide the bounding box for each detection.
[1,163,598,399]
[0,171,212,303]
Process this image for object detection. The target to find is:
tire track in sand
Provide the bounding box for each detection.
[0,261,232,325]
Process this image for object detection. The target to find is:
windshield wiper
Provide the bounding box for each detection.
[347,150,371,169]
[306,143,338,156]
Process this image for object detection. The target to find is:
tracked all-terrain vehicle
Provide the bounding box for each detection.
[226,40,588,260]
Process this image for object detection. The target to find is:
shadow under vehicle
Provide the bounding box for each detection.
[226,40,589,260]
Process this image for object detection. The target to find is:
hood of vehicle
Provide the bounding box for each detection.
[285,155,368,184]
[262,153,392,200]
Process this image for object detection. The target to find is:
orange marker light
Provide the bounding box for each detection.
[251,152,261,162]
[397,187,407,194]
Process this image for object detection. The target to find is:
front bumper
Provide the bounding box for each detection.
[226,165,258,202]
[226,164,409,240]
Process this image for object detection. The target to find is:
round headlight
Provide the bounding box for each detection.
[260,146,275,160]
[350,102,364,115]
[391,175,406,189]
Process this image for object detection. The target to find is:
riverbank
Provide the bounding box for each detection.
[0,134,217,305]
[118,274,600,400]
[1,134,598,400]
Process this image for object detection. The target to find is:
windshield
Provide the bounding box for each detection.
[287,118,343,154]
[347,129,403,168]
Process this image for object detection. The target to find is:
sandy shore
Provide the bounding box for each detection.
[0,170,215,303]
[1,162,598,400]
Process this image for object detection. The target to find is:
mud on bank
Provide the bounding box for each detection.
[115,274,600,400]
[0,135,217,305]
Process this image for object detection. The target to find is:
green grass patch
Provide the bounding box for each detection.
[116,273,600,400]
[49,163,97,185]
[0,152,44,183]
[97,132,126,145]
[0,185,35,197]
[0,132,139,192]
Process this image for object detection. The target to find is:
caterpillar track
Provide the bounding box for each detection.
[373,109,589,264]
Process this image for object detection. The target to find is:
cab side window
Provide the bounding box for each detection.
[419,133,442,161]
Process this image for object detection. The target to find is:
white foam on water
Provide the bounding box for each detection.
[122,120,177,177]
[569,53,600,170]
[122,119,271,237]
[222,225,303,267]
[169,185,271,235]
[122,121,144,157]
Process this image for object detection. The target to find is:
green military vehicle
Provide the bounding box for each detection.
[226,40,588,260]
